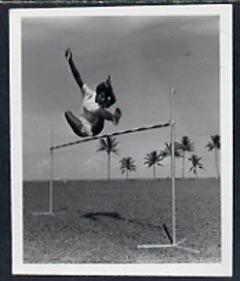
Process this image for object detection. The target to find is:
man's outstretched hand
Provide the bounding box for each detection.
[65,48,72,61]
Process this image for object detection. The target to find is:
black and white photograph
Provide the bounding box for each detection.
[10,5,232,276]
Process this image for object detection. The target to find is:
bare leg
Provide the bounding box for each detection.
[88,108,122,136]
[99,108,121,125]
[64,111,88,137]
[99,110,115,121]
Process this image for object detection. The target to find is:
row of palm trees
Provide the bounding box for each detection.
[97,135,220,180]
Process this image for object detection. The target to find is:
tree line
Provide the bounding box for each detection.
[97,135,220,180]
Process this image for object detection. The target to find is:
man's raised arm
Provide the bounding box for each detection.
[65,48,84,89]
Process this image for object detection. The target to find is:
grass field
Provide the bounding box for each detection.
[23,178,220,263]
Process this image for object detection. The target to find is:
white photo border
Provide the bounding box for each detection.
[10,4,233,276]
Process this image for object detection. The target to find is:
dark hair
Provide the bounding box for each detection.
[96,81,113,97]
[96,82,106,95]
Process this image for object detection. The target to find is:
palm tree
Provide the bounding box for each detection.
[119,157,136,180]
[206,135,220,178]
[188,154,204,178]
[144,150,164,179]
[97,136,119,180]
[162,142,182,158]
[180,136,194,178]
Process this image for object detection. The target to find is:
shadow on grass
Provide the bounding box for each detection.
[81,212,174,243]
[81,211,162,230]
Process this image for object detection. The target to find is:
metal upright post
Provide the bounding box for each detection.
[137,88,199,254]
[170,88,176,245]
[33,129,55,215]
[49,131,54,214]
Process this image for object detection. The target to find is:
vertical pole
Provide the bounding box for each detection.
[170,88,176,245]
[49,130,54,214]
[107,152,110,180]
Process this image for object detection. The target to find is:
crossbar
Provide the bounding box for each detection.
[51,122,170,151]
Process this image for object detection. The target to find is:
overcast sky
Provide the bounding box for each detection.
[22,15,219,180]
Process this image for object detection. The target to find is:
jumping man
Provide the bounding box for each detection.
[64,48,121,137]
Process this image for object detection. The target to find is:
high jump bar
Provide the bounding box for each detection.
[51,122,171,151]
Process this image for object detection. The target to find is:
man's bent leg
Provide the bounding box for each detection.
[64,111,89,137]
[99,108,121,125]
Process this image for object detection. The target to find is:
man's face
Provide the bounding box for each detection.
[96,91,107,107]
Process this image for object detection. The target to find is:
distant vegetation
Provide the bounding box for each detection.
[119,157,136,180]
[179,136,194,178]
[144,150,164,179]
[97,136,119,180]
[206,135,220,178]
[96,134,220,180]
[188,154,204,178]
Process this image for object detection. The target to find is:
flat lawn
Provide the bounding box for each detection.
[23,178,220,263]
